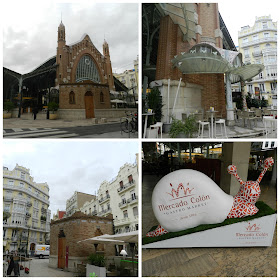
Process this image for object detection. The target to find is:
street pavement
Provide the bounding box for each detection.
[13,258,75,277]
[3,118,138,138]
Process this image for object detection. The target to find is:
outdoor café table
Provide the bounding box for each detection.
[143,113,155,138]
[206,110,218,138]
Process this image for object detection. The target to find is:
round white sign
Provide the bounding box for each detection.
[152,169,234,232]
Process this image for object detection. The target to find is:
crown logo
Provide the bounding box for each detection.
[245,222,261,232]
[166,183,194,199]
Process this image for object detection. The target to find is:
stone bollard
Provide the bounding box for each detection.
[100,118,107,123]
[92,118,98,124]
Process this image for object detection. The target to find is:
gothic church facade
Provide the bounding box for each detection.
[56,21,115,119]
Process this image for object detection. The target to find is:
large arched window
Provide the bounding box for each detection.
[76,55,101,83]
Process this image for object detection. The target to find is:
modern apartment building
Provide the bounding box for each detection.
[3,164,51,253]
[238,16,277,106]
[80,162,138,234]
[65,191,96,217]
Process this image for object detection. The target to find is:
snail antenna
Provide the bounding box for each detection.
[257,157,274,183]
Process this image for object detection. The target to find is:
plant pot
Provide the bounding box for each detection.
[49,113,58,120]
[3,112,12,119]
[86,264,106,277]
[163,123,172,133]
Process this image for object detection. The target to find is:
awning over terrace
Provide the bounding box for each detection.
[172,43,264,82]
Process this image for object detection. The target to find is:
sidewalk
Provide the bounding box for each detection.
[3,115,121,129]
[158,121,276,138]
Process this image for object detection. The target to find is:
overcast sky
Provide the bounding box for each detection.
[218,0,279,47]
[2,2,138,74]
[3,140,138,216]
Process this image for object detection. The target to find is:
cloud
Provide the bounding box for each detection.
[3,3,138,74]
[3,140,138,216]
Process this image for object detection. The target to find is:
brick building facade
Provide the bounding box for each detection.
[143,3,238,122]
[155,3,226,118]
[49,212,114,272]
[56,22,114,119]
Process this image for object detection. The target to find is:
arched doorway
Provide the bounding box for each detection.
[57,230,66,269]
[84,91,95,118]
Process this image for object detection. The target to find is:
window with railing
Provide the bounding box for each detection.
[123,210,128,218]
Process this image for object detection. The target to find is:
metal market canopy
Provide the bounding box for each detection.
[172,43,264,82]
[156,3,197,42]
[227,64,265,82]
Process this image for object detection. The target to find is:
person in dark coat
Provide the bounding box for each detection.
[33,107,38,120]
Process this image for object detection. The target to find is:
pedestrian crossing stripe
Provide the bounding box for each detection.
[3,129,79,138]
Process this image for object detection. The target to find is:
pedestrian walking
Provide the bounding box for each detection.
[33,107,38,120]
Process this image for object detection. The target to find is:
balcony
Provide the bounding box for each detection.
[11,236,18,242]
[4,196,13,202]
[114,217,131,226]
[98,208,112,216]
[119,201,128,208]
[41,207,47,213]
[26,212,31,218]
[117,180,136,193]
[242,37,277,48]
[27,201,32,207]
[127,195,138,205]
[98,194,110,204]
[252,50,262,57]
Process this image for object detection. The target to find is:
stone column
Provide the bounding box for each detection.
[220,142,251,196]
[225,73,235,126]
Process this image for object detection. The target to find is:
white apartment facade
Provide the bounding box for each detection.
[113,57,139,106]
[238,15,277,106]
[3,164,51,253]
[80,162,138,234]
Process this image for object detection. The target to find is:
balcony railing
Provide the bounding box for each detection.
[252,51,262,57]
[4,196,13,202]
[98,194,110,204]
[117,180,136,193]
[98,208,112,215]
[127,195,138,205]
[114,217,131,226]
[91,210,98,216]
[119,201,128,208]
[242,37,277,47]
[26,212,31,218]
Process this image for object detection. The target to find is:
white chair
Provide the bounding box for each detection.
[263,116,275,138]
[198,121,210,138]
[150,122,163,138]
[215,119,227,138]
[146,127,158,138]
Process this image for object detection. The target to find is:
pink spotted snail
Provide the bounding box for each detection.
[146,157,274,237]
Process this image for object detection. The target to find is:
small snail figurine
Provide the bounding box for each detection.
[146,157,274,237]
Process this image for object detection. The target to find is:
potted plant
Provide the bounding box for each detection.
[147,87,163,126]
[169,116,198,138]
[3,101,14,119]
[86,253,106,277]
[47,102,59,120]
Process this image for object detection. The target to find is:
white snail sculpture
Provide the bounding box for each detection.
[147,157,274,237]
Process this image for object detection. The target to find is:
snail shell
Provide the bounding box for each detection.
[152,169,233,232]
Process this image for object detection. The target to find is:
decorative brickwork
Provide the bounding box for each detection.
[155,4,226,117]
[56,23,113,118]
